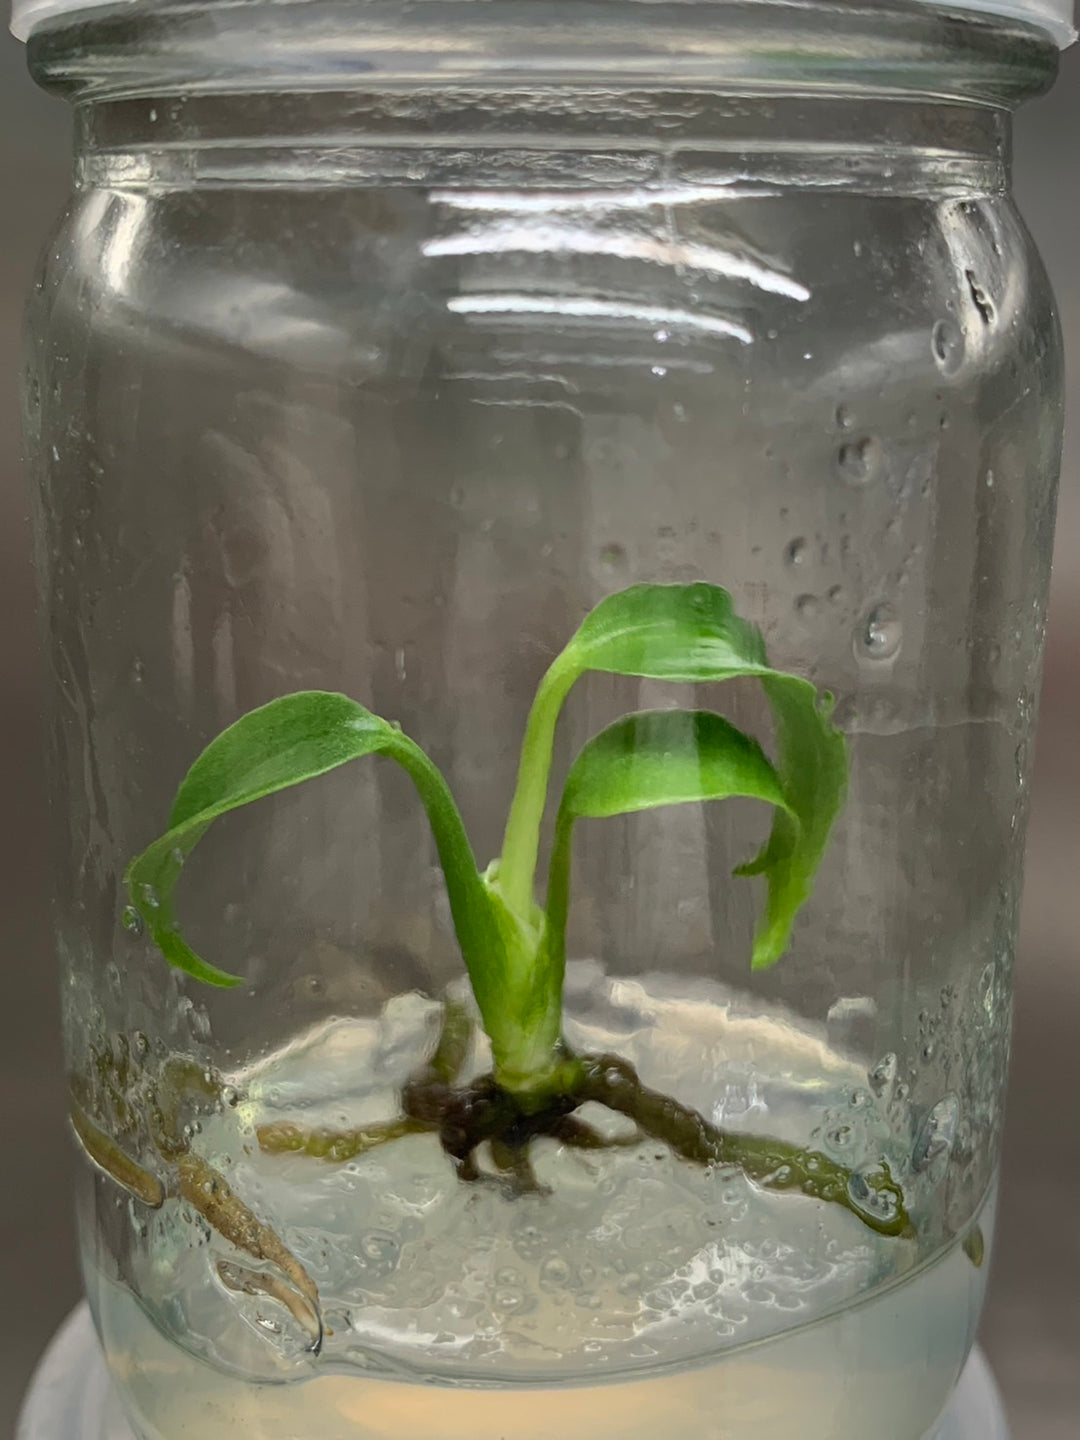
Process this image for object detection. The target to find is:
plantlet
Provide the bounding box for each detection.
[123,582,910,1240]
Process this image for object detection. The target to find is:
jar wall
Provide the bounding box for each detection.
[23,29,1063,1439]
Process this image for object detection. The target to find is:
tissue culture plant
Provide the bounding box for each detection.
[90,583,913,1343]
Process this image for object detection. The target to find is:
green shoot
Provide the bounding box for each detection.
[497,582,846,970]
[126,583,847,1096]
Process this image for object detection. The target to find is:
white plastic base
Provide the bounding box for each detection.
[18,1303,1011,1440]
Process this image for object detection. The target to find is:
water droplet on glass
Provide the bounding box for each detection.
[1015,740,1029,790]
[653,327,670,343]
[846,1168,899,1225]
[966,269,995,325]
[121,905,144,937]
[837,436,882,486]
[394,646,407,682]
[139,883,160,911]
[835,403,853,430]
[827,584,845,604]
[985,470,995,489]
[912,1094,959,1172]
[795,594,820,622]
[494,1287,526,1314]
[869,1052,898,1097]
[931,319,964,375]
[855,603,902,661]
[541,1256,572,1288]
[359,1232,400,1269]
[785,537,808,567]
[651,365,667,378]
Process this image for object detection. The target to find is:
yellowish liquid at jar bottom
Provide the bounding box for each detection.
[88,1219,987,1440]
[80,974,991,1440]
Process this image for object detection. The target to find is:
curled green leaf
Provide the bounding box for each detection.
[124,694,508,1038]
[498,583,773,916]
[737,677,847,969]
[557,709,789,822]
[542,708,794,1010]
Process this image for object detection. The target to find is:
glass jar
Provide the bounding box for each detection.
[20,3,1067,1438]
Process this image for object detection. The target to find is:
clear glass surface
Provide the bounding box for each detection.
[22,5,1063,1438]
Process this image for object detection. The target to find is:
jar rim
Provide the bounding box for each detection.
[14,0,1074,49]
[20,0,1064,108]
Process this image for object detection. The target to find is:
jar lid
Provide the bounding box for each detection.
[9,0,1076,49]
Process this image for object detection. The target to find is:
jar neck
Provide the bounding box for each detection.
[64,87,1014,197]
[27,0,1057,194]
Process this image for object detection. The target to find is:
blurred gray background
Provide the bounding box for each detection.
[1,29,1078,1440]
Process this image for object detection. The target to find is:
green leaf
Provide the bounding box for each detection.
[498,584,772,916]
[125,694,509,1040]
[558,709,789,821]
[497,582,847,971]
[559,582,771,684]
[543,709,794,1002]
[164,692,405,831]
[737,678,847,970]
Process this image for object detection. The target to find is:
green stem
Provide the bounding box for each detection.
[534,805,574,1045]
[385,734,517,1063]
[392,739,563,1091]
[428,997,473,1084]
[498,657,576,918]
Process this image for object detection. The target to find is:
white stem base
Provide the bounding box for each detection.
[18,1303,1010,1440]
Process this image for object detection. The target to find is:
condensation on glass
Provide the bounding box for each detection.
[21,4,1064,1439]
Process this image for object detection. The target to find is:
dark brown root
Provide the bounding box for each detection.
[393,1050,912,1238]
[251,1004,912,1240]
